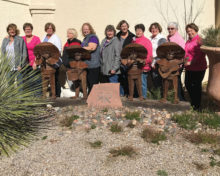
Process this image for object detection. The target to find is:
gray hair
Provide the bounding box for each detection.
[167,22,178,30]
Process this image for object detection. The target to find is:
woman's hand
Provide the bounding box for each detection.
[32,62,37,70]
[83,42,97,51]
[110,70,116,74]
[17,66,21,71]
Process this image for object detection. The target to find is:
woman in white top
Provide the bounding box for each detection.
[149,22,166,96]
[42,22,62,97]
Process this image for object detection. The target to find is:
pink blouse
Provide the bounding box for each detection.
[132,35,153,71]
[22,35,41,66]
[185,35,207,71]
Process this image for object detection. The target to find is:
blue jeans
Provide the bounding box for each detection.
[109,74,119,83]
[141,72,148,99]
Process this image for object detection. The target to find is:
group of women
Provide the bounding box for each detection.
[1,20,207,110]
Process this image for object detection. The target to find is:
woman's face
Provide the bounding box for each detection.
[106,30,114,39]
[67,30,74,40]
[135,28,144,38]
[120,23,129,33]
[24,26,33,37]
[167,26,177,36]
[8,28,16,37]
[151,25,159,37]
[186,27,197,39]
[82,25,91,36]
[46,25,54,36]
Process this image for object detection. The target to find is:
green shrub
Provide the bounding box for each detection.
[202,27,220,47]
[110,123,123,133]
[184,132,220,145]
[141,128,167,145]
[109,146,137,157]
[157,170,168,176]
[172,110,220,130]
[89,140,102,148]
[125,111,141,121]
[0,55,47,156]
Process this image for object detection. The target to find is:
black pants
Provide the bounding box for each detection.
[118,65,129,96]
[87,67,100,95]
[185,70,205,110]
[55,68,61,97]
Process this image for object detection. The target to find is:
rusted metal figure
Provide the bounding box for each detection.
[156,42,185,104]
[34,42,60,99]
[66,45,91,99]
[121,43,147,101]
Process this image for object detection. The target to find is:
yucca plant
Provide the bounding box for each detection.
[202,27,220,47]
[0,55,48,156]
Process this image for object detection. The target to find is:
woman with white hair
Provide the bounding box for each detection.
[167,22,185,49]
[62,28,81,68]
[167,22,186,101]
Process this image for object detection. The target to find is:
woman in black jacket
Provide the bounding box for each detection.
[116,20,135,96]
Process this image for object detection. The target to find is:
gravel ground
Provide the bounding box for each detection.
[0,101,220,176]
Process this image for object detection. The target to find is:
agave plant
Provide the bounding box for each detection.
[0,55,48,156]
[202,27,220,47]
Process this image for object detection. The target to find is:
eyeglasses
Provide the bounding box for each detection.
[167,28,175,30]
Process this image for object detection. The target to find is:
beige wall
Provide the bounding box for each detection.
[0,0,215,45]
[0,0,32,42]
[0,0,216,83]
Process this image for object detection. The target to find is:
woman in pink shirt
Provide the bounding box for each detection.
[22,23,41,69]
[184,23,207,110]
[132,24,153,99]
[22,23,41,95]
[167,22,186,101]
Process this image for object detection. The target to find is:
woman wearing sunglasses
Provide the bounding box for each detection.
[167,22,186,102]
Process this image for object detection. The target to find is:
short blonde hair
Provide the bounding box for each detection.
[81,23,96,37]
[67,28,78,38]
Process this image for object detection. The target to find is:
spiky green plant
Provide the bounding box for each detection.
[0,55,47,156]
[202,27,220,47]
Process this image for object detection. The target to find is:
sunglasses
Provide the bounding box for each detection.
[167,28,175,30]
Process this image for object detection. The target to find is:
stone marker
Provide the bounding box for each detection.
[87,83,123,108]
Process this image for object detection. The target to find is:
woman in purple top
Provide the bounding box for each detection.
[81,23,101,94]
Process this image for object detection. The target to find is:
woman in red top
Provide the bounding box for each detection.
[184,23,207,110]
[62,28,81,68]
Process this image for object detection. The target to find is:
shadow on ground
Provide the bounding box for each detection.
[51,97,191,113]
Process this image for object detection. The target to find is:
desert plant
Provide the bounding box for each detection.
[192,161,208,171]
[0,55,47,156]
[91,124,96,129]
[102,108,108,113]
[125,111,141,121]
[109,146,137,157]
[172,110,220,130]
[157,170,168,176]
[184,132,220,145]
[202,27,220,47]
[60,116,74,127]
[209,156,220,167]
[89,140,102,148]
[141,128,167,144]
[110,123,123,133]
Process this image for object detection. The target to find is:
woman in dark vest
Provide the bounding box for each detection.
[116,20,135,96]
[81,23,101,94]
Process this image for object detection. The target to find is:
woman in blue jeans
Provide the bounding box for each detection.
[100,25,121,83]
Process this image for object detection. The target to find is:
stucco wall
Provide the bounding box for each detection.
[0,0,216,83]
[0,0,32,42]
